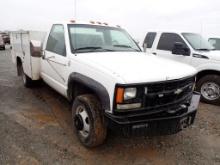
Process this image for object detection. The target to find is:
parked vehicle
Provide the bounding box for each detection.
[143,31,220,105]
[0,32,10,45]
[0,35,5,50]
[209,38,220,50]
[11,22,200,147]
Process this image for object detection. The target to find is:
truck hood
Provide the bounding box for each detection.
[77,52,197,84]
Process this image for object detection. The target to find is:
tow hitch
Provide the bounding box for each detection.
[179,116,192,130]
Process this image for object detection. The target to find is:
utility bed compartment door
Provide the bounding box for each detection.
[11,31,46,80]
[11,32,32,78]
[21,33,32,79]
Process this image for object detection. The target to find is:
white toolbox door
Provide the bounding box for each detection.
[21,33,32,79]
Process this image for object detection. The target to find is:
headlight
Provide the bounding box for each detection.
[115,87,141,110]
[124,88,137,100]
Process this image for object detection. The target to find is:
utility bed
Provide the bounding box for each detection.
[11,31,46,80]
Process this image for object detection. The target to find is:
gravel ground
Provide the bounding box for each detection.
[0,49,219,165]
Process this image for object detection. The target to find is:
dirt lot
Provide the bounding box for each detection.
[0,50,220,165]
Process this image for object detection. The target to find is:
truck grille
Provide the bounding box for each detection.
[114,76,195,117]
[143,76,195,110]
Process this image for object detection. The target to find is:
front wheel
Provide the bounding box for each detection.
[197,74,220,105]
[72,94,107,147]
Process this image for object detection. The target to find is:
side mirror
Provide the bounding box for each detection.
[30,40,43,57]
[172,42,190,56]
[143,43,147,52]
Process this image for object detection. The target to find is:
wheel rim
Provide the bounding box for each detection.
[75,105,90,138]
[201,82,220,101]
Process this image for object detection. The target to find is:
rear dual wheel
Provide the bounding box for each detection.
[20,65,34,88]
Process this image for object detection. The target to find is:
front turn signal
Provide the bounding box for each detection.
[115,87,124,104]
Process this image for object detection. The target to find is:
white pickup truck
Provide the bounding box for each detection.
[143,32,220,105]
[11,22,200,147]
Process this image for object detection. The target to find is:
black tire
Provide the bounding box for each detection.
[21,65,34,88]
[0,46,5,50]
[196,74,220,105]
[72,94,107,147]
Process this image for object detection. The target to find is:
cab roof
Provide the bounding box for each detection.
[57,20,122,29]
[145,30,200,35]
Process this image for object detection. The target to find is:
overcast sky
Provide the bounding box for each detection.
[1,0,220,41]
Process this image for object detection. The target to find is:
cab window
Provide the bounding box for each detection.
[46,25,66,56]
[143,32,156,48]
[157,33,187,51]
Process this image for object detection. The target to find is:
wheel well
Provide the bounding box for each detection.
[69,81,95,101]
[16,57,22,76]
[197,70,220,82]
[67,73,111,111]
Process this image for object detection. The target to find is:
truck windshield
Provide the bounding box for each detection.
[182,33,214,51]
[68,24,141,53]
[209,38,220,50]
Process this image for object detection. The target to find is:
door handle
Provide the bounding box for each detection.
[46,57,67,66]
[43,56,55,60]
[152,52,157,55]
[47,56,55,59]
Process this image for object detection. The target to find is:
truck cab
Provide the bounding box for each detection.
[143,31,220,105]
[11,22,200,147]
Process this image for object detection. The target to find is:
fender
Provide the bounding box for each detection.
[67,72,110,111]
[196,62,220,73]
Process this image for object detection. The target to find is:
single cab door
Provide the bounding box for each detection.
[41,24,68,96]
[153,33,192,64]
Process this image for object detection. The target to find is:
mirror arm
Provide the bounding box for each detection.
[143,43,147,52]
[41,50,45,59]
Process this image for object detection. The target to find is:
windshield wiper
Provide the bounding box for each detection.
[75,46,103,51]
[74,47,115,52]
[113,44,140,52]
[195,48,211,51]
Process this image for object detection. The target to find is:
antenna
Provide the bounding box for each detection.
[74,0,77,19]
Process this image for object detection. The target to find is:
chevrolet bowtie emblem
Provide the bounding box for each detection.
[175,88,183,95]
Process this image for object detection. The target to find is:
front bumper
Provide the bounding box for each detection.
[105,92,200,136]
